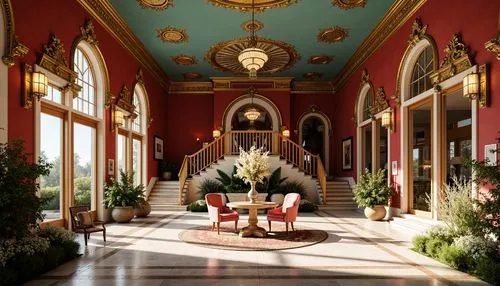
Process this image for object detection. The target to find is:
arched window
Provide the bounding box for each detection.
[132,93,142,133]
[362,89,373,122]
[409,45,434,99]
[73,47,97,116]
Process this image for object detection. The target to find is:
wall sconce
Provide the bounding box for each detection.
[463,72,479,100]
[23,64,48,109]
[212,129,221,139]
[282,129,290,138]
[111,107,124,131]
[381,109,394,132]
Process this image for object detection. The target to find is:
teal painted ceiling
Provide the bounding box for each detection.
[110,0,395,82]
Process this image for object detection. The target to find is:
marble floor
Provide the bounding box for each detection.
[27,210,489,286]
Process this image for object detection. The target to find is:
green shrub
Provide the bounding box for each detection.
[256,167,287,195]
[43,246,64,271]
[426,237,449,258]
[61,240,80,260]
[40,187,60,210]
[475,258,500,285]
[187,200,208,212]
[438,244,470,271]
[298,200,316,212]
[412,235,429,254]
[10,253,45,284]
[103,170,145,208]
[352,169,392,208]
[199,179,225,198]
[38,226,76,246]
[276,181,306,199]
[216,167,250,193]
[425,225,454,244]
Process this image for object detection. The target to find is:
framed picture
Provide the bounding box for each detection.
[342,136,353,171]
[391,161,398,176]
[107,159,115,176]
[485,144,498,166]
[154,136,164,160]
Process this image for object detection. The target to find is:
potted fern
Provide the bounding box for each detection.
[353,169,392,221]
[103,170,145,223]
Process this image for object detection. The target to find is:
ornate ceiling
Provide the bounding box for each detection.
[111,0,394,82]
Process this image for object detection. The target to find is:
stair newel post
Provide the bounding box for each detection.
[299,149,304,171]
[272,132,278,155]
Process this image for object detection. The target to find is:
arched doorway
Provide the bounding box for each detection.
[297,105,332,174]
[231,104,272,130]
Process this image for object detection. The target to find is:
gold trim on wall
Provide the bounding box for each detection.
[1,0,28,66]
[292,81,334,93]
[370,87,389,115]
[80,19,99,46]
[169,82,214,94]
[429,33,472,85]
[133,69,153,127]
[76,0,170,90]
[332,0,426,90]
[352,69,375,124]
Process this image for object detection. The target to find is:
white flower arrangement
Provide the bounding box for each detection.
[234,146,270,184]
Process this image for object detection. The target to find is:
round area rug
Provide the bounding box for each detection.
[178,224,328,251]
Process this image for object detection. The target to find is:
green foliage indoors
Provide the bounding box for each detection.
[0,141,51,239]
[159,160,176,173]
[187,200,208,212]
[103,170,145,208]
[199,179,225,198]
[256,167,287,195]
[275,181,306,199]
[352,169,392,208]
[298,200,316,212]
[216,167,251,193]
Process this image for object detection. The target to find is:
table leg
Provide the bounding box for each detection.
[239,208,268,238]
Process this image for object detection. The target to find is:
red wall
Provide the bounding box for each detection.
[8,0,168,181]
[332,0,500,207]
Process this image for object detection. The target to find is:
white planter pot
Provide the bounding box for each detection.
[364,205,387,221]
[162,172,172,181]
[112,206,135,223]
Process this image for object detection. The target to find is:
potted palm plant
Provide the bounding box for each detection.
[103,170,145,223]
[353,169,392,221]
[159,160,176,181]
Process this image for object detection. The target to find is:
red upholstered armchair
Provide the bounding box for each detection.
[205,193,239,234]
[267,193,301,234]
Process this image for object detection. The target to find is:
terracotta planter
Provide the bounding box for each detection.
[112,206,135,223]
[364,205,387,221]
[134,200,152,217]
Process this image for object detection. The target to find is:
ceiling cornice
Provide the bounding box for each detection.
[332,0,426,91]
[76,0,171,90]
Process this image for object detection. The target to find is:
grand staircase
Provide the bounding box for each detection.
[318,180,358,211]
[147,181,187,211]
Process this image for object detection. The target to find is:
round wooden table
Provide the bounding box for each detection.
[226,201,278,238]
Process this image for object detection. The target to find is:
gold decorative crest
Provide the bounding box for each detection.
[136,68,144,84]
[303,72,323,80]
[207,0,298,12]
[183,72,203,80]
[116,86,136,115]
[408,18,427,47]
[137,0,173,10]
[80,19,98,45]
[430,33,472,84]
[171,54,197,65]
[318,26,349,43]
[332,0,367,10]
[241,20,264,32]
[157,26,188,43]
[308,55,334,65]
[1,0,28,66]
[360,68,369,86]
[205,37,300,75]
[369,87,389,115]
[44,35,67,66]
[485,35,500,60]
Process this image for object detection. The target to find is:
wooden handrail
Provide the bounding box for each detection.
[177,130,328,205]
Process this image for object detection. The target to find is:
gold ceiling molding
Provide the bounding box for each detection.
[332,0,426,90]
[80,19,99,46]
[183,72,203,80]
[171,54,197,65]
[308,55,334,65]
[157,26,188,43]
[137,0,173,10]
[291,81,334,93]
[393,18,438,107]
[169,82,214,94]
[205,37,300,75]
[318,26,349,44]
[211,77,293,89]
[241,19,264,32]
[369,87,389,115]
[303,72,323,80]
[332,0,367,10]
[76,0,170,90]
[429,33,472,84]
[207,0,299,12]
[1,0,28,66]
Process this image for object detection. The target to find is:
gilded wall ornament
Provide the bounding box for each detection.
[318,26,349,44]
[408,18,427,46]
[207,0,298,12]
[136,68,144,84]
[241,20,264,32]
[80,19,98,45]
[1,0,29,66]
[440,33,468,68]
[308,55,334,65]
[116,86,135,114]
[157,26,188,43]
[360,68,369,86]
[430,33,472,84]
[44,35,67,66]
[332,0,367,10]
[303,72,323,80]
[369,87,389,115]
[485,35,500,60]
[183,72,203,80]
[171,54,197,65]
[137,0,173,10]
[205,37,300,75]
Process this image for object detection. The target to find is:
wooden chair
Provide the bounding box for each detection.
[69,206,106,246]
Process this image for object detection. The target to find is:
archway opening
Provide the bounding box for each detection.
[231,104,272,131]
[301,116,325,163]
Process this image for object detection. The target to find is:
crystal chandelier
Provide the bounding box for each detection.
[244,86,261,121]
[238,0,268,78]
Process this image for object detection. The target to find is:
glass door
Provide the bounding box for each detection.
[361,124,373,173]
[73,122,97,210]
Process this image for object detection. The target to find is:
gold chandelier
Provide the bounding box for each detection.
[238,0,269,78]
[244,86,261,121]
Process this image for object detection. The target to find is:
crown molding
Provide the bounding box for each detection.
[76,0,170,90]
[332,0,426,90]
